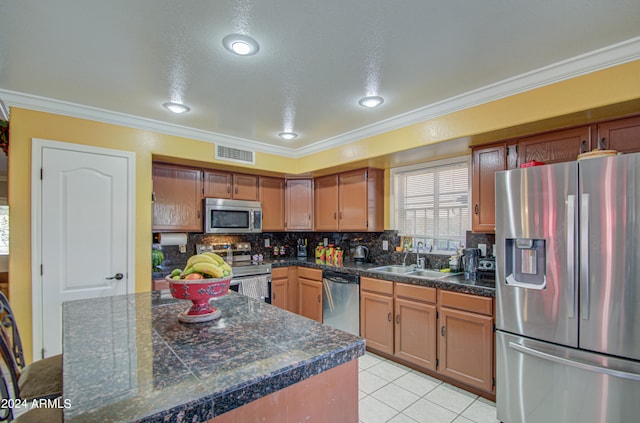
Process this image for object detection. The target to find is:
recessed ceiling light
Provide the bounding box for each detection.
[223,34,260,56]
[279,132,298,140]
[358,96,384,108]
[163,102,190,114]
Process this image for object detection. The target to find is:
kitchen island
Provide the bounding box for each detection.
[62,290,364,422]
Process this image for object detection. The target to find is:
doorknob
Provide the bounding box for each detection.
[107,273,124,280]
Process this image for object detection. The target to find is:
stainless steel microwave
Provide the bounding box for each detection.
[204,198,262,234]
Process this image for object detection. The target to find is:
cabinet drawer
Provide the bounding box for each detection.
[272,267,288,279]
[297,267,322,281]
[438,290,493,316]
[360,277,393,295]
[395,283,436,303]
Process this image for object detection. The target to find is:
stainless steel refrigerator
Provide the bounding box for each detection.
[495,153,640,423]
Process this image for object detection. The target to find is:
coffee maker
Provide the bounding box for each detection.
[462,248,481,280]
[296,239,307,258]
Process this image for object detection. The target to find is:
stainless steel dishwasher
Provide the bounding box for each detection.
[322,271,360,336]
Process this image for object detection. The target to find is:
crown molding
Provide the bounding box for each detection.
[2,36,639,159]
[293,36,640,158]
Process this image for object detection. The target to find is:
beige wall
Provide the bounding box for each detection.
[9,59,640,363]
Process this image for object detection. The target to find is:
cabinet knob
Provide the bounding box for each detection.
[581,140,587,153]
[387,312,391,322]
[235,186,238,194]
[441,326,446,336]
[334,212,337,220]
[227,185,231,193]
[600,138,606,150]
[317,294,321,303]
[474,204,479,215]
[395,314,400,324]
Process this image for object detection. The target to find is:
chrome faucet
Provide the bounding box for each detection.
[416,241,425,270]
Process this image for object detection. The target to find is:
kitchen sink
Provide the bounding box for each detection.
[407,269,461,279]
[370,265,416,274]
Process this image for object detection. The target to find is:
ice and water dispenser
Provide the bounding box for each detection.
[504,238,546,289]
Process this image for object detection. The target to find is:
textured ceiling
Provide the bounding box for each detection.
[1,1,639,157]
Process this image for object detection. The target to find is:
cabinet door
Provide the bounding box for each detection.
[517,126,591,165]
[395,298,437,370]
[233,174,259,201]
[203,170,232,199]
[597,115,640,154]
[298,278,322,322]
[260,177,285,231]
[360,290,394,355]
[471,144,505,233]
[314,175,339,231]
[338,169,369,231]
[285,179,313,231]
[152,163,203,231]
[438,307,493,392]
[271,277,288,310]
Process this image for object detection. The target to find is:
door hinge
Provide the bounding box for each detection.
[41,348,45,360]
[40,264,43,275]
[40,168,43,180]
[436,310,439,319]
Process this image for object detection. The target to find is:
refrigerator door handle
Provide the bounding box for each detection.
[509,342,640,381]
[580,193,590,320]
[567,194,576,318]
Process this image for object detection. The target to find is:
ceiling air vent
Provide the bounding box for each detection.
[215,145,255,165]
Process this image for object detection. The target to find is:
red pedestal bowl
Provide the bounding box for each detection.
[166,275,232,323]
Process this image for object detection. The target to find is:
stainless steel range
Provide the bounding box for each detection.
[196,243,272,303]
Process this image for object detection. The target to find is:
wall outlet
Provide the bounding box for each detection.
[382,240,389,251]
[179,244,187,253]
[323,238,328,246]
[264,238,270,247]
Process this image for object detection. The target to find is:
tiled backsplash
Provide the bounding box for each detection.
[154,230,495,274]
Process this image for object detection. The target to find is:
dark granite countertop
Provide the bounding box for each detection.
[63,291,364,422]
[270,258,496,297]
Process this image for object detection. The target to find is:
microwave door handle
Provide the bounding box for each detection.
[249,210,254,231]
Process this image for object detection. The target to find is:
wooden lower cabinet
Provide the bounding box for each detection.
[438,290,494,393]
[360,278,394,355]
[298,267,323,322]
[271,267,288,310]
[394,284,437,370]
[361,277,495,396]
[360,278,437,370]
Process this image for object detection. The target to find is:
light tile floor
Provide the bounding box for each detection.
[359,352,500,423]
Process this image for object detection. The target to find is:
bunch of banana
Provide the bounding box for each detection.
[170,252,232,280]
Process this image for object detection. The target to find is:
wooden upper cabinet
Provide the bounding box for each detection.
[517,126,591,166]
[596,115,640,154]
[339,169,370,231]
[203,170,258,201]
[285,178,313,231]
[314,175,339,231]
[203,170,232,198]
[471,144,505,233]
[313,168,384,232]
[259,176,285,231]
[233,173,259,200]
[152,163,203,232]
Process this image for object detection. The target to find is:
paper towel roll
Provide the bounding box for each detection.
[158,233,187,246]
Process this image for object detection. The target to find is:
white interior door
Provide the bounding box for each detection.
[32,139,135,358]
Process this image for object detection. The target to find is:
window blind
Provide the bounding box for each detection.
[392,159,469,252]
